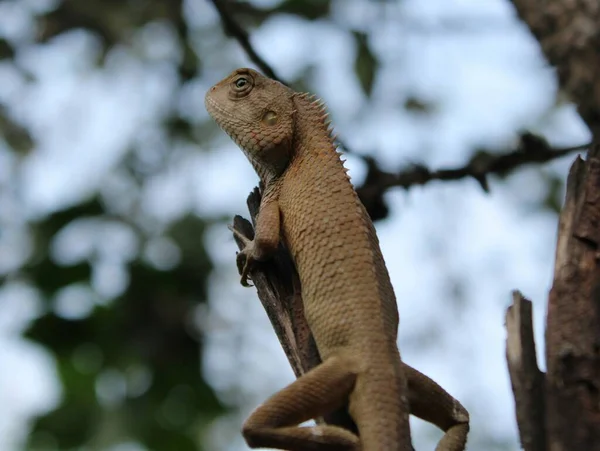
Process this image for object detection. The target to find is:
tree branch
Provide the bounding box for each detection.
[357,135,589,221]
[506,290,547,451]
[207,0,281,81]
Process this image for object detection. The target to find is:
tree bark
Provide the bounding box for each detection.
[545,144,600,450]
[509,0,600,129]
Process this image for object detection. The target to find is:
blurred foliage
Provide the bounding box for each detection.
[0,106,33,154]
[22,196,222,451]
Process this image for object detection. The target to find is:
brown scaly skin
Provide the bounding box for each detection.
[205,68,469,451]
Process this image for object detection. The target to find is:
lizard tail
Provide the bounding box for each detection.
[349,361,413,451]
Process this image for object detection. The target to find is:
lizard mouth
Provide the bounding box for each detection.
[204,95,223,118]
[204,95,242,129]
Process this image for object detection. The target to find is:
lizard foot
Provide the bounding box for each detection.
[228,224,256,287]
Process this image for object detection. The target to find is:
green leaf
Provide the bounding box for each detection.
[353,31,378,96]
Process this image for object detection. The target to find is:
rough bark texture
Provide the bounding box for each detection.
[510,0,600,129]
[545,144,600,451]
[506,291,546,451]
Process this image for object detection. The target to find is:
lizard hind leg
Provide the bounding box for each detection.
[242,355,361,451]
[403,364,469,451]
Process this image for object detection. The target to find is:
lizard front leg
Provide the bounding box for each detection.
[229,185,281,286]
[242,354,361,451]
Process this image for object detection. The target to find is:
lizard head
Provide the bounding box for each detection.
[205,68,296,181]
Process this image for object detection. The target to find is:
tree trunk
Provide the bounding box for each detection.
[545,143,600,450]
[507,1,600,449]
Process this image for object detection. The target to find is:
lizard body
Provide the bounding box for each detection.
[205,68,468,451]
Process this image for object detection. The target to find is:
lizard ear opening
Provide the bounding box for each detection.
[262,111,278,126]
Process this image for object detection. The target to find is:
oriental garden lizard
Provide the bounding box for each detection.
[205,68,469,451]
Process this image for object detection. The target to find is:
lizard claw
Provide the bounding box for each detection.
[236,250,254,287]
[228,224,255,287]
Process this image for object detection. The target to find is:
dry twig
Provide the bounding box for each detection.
[505,290,546,451]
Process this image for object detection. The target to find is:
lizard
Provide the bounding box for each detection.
[205,67,469,451]
[230,189,469,448]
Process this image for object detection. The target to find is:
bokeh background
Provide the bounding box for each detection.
[0,0,591,450]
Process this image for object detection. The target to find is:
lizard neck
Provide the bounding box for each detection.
[254,92,342,187]
[247,141,291,186]
[290,93,339,164]
[250,155,279,186]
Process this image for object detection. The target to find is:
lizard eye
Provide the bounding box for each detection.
[230,74,253,98]
[234,77,248,89]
